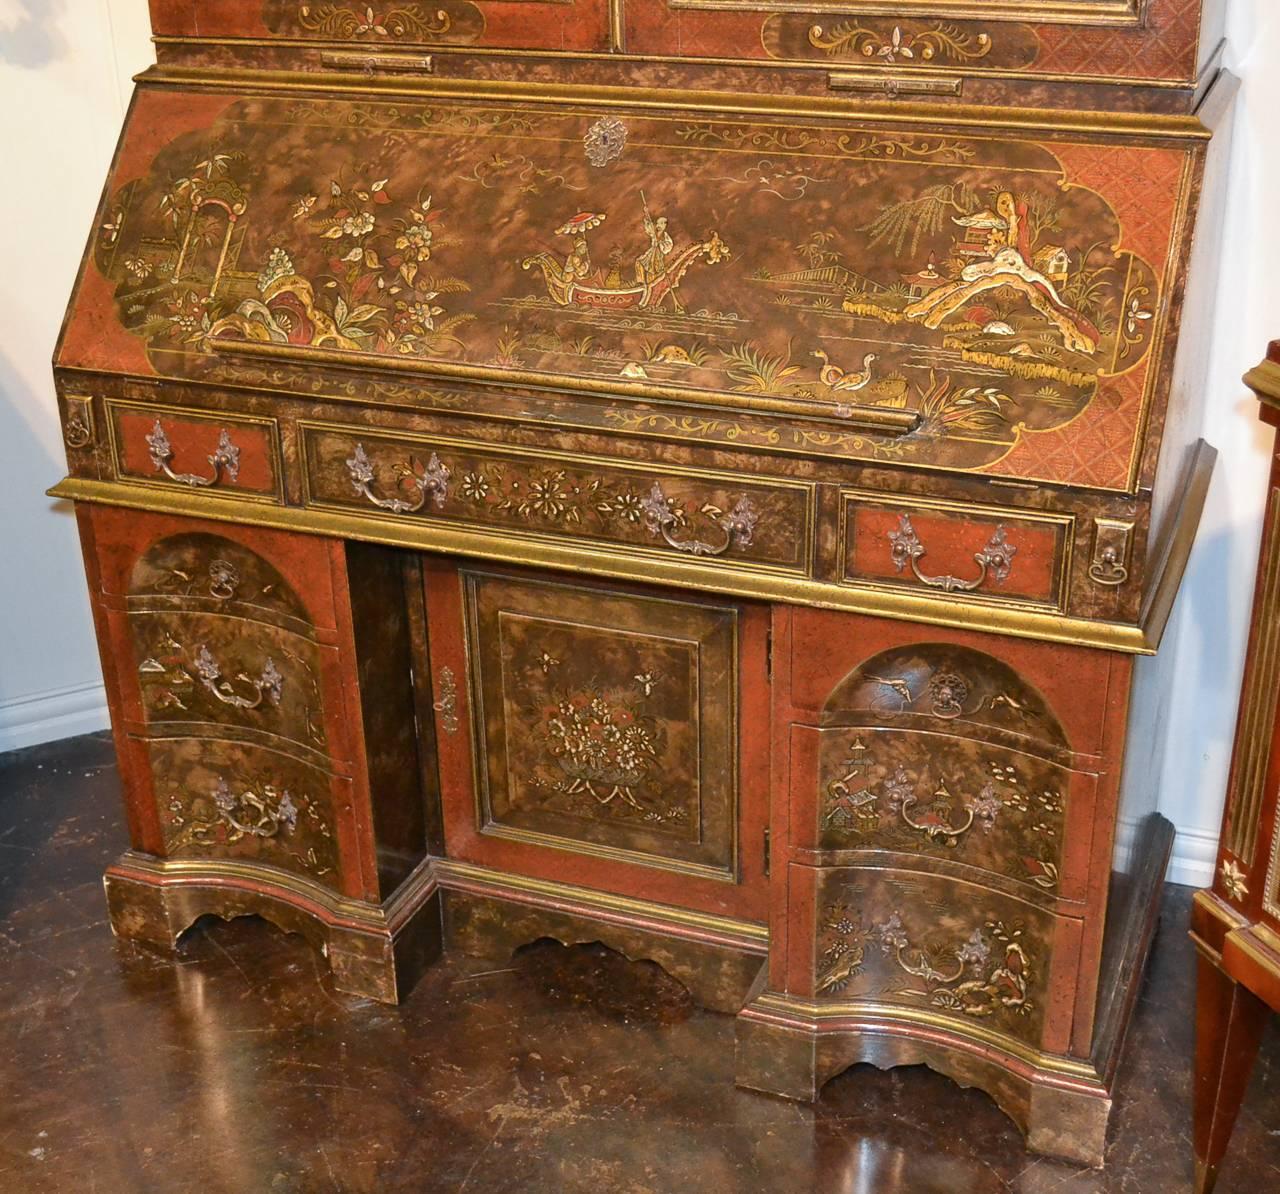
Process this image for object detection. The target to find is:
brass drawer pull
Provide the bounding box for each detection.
[203,776,298,843]
[193,645,284,711]
[828,73,962,98]
[640,482,759,559]
[146,418,240,488]
[346,442,450,513]
[888,513,1015,593]
[320,50,434,75]
[898,779,975,848]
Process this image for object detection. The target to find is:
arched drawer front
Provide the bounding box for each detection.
[789,724,1096,904]
[787,863,1082,1054]
[145,736,346,888]
[127,610,332,759]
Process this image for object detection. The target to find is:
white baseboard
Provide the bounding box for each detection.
[0,682,109,755]
[1166,826,1221,889]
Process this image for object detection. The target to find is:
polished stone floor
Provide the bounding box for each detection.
[0,732,1277,1193]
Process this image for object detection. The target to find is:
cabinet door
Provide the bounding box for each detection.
[423,561,771,921]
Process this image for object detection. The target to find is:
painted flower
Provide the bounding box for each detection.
[1126,296,1154,336]
[608,491,645,523]
[124,257,151,281]
[258,247,296,293]
[213,777,237,813]
[872,27,914,63]
[264,288,316,344]
[396,221,434,262]
[341,211,376,238]
[525,474,571,519]
[460,472,490,502]
[408,295,443,331]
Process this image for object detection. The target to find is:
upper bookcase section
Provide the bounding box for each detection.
[149,0,1227,110]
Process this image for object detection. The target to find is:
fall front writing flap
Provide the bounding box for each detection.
[61,82,1199,492]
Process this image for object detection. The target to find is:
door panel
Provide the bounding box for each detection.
[424,560,771,920]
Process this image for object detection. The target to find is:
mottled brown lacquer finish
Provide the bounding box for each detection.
[425,560,771,921]
[125,529,314,631]
[796,865,1067,1051]
[145,735,344,883]
[66,86,1189,495]
[441,886,765,1014]
[795,724,1086,903]
[463,569,739,877]
[301,422,813,575]
[129,610,332,756]
[342,542,432,898]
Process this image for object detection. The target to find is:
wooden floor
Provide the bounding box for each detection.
[1,731,1277,1193]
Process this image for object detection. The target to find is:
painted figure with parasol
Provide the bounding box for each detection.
[522,194,730,312]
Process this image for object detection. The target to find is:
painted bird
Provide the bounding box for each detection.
[812,349,877,392]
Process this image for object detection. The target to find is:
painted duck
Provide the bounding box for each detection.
[812,349,877,392]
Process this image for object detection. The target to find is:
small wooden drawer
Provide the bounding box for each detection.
[788,863,1081,1053]
[106,400,282,503]
[788,724,1095,905]
[86,507,341,636]
[144,735,347,889]
[300,422,815,576]
[126,610,332,760]
[839,492,1073,611]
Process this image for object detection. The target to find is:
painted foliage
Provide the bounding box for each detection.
[83,92,1184,489]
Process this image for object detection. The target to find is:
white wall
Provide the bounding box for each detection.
[0,1,1276,883]
[0,0,152,749]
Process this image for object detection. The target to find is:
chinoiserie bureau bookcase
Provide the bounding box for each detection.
[54,0,1232,1166]
[1191,339,1280,1194]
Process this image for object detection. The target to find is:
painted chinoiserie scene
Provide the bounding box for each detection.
[80,91,1176,489]
[41,0,1243,1181]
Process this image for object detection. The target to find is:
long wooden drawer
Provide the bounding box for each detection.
[788,863,1082,1054]
[299,422,815,576]
[142,735,347,889]
[788,724,1096,905]
[106,400,282,504]
[840,491,1073,612]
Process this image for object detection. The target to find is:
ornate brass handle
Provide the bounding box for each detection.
[346,442,450,513]
[171,776,299,848]
[888,513,1016,593]
[191,645,283,711]
[898,779,975,848]
[1088,547,1129,587]
[211,776,297,841]
[640,482,759,558]
[147,419,241,487]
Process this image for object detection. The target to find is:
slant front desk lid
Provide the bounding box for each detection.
[60,80,1206,493]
